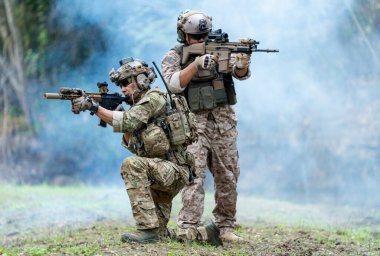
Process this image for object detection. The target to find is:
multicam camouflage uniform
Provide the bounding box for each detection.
[161,48,250,236]
[116,87,192,235]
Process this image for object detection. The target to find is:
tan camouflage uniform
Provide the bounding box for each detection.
[117,87,191,234]
[162,49,250,234]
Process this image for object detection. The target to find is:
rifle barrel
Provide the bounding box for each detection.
[255,49,279,53]
[44,93,63,99]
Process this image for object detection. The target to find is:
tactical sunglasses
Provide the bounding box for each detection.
[189,33,209,40]
[118,77,133,87]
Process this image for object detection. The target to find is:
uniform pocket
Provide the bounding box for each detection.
[188,87,201,111]
[141,123,170,157]
[200,86,216,110]
[131,200,157,228]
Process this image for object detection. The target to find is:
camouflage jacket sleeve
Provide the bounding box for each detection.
[161,50,183,93]
[113,88,167,134]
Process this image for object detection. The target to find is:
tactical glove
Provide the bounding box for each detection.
[71,96,93,114]
[232,53,251,69]
[194,54,217,70]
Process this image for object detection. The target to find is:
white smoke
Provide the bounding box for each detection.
[51,0,380,207]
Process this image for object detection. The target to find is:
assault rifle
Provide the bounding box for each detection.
[182,29,279,73]
[44,81,129,127]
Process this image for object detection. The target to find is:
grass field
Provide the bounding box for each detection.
[1,184,380,255]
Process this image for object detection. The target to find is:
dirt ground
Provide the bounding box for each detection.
[1,185,380,255]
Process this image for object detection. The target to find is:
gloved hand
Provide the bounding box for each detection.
[71,96,93,114]
[194,54,217,70]
[233,53,251,69]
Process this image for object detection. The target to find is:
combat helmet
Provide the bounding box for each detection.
[177,10,212,43]
[109,57,156,90]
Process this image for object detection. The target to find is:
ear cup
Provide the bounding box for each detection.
[148,70,156,83]
[177,29,186,43]
[136,74,149,90]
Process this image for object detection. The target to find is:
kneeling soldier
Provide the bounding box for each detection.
[70,57,221,245]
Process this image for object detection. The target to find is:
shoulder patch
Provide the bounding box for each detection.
[163,55,177,65]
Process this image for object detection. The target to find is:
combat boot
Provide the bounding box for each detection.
[203,221,223,247]
[120,228,160,244]
[220,230,246,243]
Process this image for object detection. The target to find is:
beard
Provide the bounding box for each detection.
[126,90,146,105]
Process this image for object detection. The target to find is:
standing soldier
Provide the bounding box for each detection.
[161,10,252,243]
[70,57,220,244]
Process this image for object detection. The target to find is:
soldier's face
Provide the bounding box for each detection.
[188,33,208,45]
[120,82,138,97]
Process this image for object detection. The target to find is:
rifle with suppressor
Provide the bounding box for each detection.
[182,29,279,73]
[43,82,129,127]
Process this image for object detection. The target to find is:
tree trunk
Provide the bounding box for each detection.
[0,0,30,164]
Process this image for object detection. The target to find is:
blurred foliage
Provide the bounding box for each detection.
[0,0,108,183]
[11,0,107,84]
[339,0,380,76]
[341,0,380,39]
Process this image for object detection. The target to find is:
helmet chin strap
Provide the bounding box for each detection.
[129,77,140,105]
[133,90,138,102]
[185,33,191,45]
[130,89,138,105]
[129,86,145,105]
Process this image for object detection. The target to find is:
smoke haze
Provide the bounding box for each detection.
[37,0,380,207]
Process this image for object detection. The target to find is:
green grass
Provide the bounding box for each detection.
[1,184,380,255]
[3,222,380,255]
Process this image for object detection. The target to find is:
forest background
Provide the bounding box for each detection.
[1,0,380,208]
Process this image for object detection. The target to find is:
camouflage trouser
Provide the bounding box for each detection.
[177,114,240,234]
[120,156,186,233]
